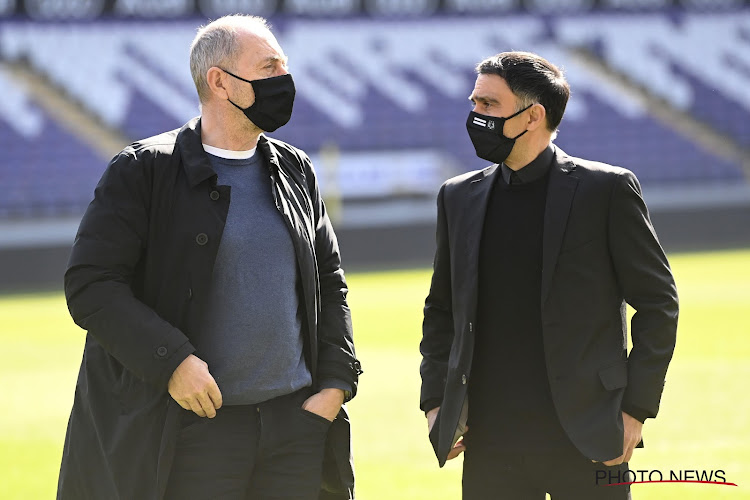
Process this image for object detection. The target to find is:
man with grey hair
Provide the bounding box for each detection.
[57,15,360,500]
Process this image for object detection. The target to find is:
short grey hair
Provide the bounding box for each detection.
[189,15,271,104]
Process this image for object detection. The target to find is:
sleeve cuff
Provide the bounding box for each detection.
[622,403,652,424]
[155,340,195,389]
[422,398,442,414]
[319,378,353,402]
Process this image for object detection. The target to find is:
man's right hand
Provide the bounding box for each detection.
[426,406,467,460]
[426,406,440,433]
[168,354,223,418]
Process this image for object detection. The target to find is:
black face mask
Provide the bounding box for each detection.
[222,70,296,132]
[466,103,533,164]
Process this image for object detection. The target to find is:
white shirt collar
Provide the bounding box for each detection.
[202,143,257,160]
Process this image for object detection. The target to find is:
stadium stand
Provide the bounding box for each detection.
[0,9,749,286]
[0,78,103,217]
[1,13,748,218]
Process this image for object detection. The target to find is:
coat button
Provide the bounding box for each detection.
[209,190,220,201]
[351,360,363,375]
[187,287,193,300]
[196,233,208,245]
[461,374,467,385]
[156,346,168,357]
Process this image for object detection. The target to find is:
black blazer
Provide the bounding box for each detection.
[420,146,678,466]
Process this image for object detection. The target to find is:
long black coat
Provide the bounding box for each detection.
[58,118,361,499]
[421,146,678,466]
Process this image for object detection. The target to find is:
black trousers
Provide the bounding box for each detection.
[164,387,330,500]
[462,439,631,500]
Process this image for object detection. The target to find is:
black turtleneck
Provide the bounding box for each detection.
[468,144,572,451]
[500,144,554,185]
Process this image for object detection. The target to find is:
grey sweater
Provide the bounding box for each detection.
[193,150,312,405]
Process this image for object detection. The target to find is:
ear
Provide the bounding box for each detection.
[525,103,547,132]
[206,67,230,101]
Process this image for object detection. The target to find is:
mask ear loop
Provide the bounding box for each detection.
[227,99,246,111]
[220,68,253,84]
[219,68,249,111]
[221,68,260,113]
[511,129,529,140]
[507,102,534,119]
[506,103,535,140]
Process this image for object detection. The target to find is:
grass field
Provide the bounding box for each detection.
[1,249,749,499]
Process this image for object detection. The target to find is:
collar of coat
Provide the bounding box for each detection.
[473,144,578,184]
[177,117,285,188]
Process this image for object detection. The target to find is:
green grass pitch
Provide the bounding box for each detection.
[1,249,748,499]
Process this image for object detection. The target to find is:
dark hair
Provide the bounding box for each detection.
[476,51,570,132]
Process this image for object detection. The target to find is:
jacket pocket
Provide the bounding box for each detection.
[598,361,627,390]
[321,406,354,496]
[299,407,334,427]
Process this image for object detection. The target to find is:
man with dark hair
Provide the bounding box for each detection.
[58,15,360,500]
[420,51,678,499]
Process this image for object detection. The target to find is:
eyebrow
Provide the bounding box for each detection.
[259,55,288,67]
[469,94,499,105]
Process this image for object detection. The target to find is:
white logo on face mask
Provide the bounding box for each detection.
[487,120,495,130]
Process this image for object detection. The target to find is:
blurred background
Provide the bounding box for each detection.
[0,0,749,286]
[1,1,749,499]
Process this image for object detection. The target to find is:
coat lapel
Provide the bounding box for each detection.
[177,117,219,188]
[541,148,579,304]
[461,165,498,315]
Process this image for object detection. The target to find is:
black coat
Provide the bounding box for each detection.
[58,118,361,499]
[421,146,678,466]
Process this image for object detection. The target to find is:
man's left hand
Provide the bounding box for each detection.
[602,412,643,466]
[302,388,345,422]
